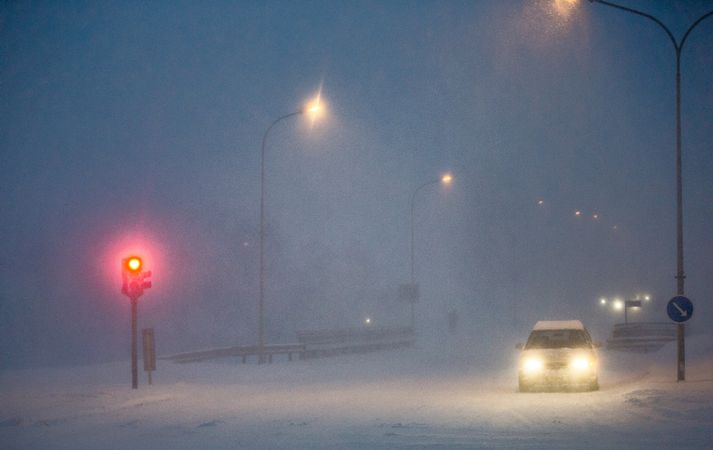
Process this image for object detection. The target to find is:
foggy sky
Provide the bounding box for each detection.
[1,0,712,368]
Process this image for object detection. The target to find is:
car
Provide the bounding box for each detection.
[516,320,599,392]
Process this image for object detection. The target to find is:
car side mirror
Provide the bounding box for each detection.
[515,343,523,350]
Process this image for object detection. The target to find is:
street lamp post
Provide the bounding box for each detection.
[587,0,713,382]
[586,1,713,297]
[258,100,322,364]
[408,173,452,330]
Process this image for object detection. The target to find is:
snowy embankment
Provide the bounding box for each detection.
[2,334,712,450]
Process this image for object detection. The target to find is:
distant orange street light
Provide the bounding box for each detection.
[408,172,455,330]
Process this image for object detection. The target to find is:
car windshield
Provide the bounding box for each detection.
[525,329,590,349]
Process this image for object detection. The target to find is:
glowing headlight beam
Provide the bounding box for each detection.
[523,358,544,373]
[570,357,591,371]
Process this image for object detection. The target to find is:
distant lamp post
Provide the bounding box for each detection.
[406,172,453,330]
[258,94,325,363]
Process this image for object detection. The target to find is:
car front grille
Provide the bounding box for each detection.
[546,361,567,370]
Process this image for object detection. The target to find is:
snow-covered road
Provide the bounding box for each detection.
[2,335,712,449]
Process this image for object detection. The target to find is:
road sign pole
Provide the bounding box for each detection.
[667,296,692,382]
[677,323,685,381]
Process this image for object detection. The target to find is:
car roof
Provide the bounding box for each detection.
[532,320,585,331]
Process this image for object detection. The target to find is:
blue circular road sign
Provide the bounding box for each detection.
[667,296,694,323]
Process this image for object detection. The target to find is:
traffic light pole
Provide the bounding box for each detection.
[131,297,138,389]
[121,256,152,389]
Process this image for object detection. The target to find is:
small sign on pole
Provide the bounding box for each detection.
[142,328,156,385]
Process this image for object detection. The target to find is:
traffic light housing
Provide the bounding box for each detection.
[122,256,152,299]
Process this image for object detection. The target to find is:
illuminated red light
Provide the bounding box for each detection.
[126,256,142,272]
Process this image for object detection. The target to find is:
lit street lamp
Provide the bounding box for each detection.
[258,95,323,363]
[407,172,453,330]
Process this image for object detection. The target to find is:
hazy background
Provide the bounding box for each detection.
[2,0,712,369]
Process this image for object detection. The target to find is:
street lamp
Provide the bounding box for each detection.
[585,2,712,381]
[585,1,713,298]
[407,172,453,330]
[258,94,324,363]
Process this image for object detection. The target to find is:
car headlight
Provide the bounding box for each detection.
[570,357,591,371]
[522,358,544,373]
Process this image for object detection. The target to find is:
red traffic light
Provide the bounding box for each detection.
[125,256,142,272]
[121,256,151,299]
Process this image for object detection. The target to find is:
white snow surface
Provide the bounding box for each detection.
[2,334,713,450]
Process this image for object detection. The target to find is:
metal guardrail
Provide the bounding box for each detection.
[606,322,676,353]
[160,326,416,364]
[297,326,415,359]
[160,343,305,364]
